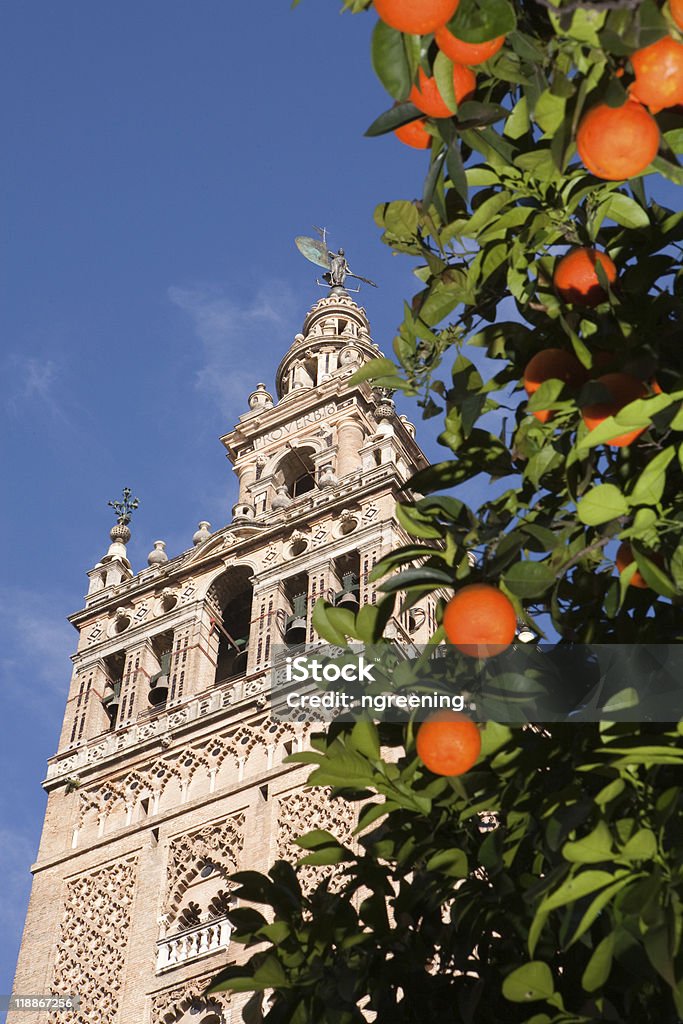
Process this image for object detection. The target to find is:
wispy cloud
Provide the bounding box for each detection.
[168,280,298,411]
[0,588,74,716]
[3,354,66,420]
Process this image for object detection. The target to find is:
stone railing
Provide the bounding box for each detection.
[44,674,269,786]
[157,919,231,972]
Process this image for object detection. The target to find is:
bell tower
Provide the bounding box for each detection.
[8,284,433,1024]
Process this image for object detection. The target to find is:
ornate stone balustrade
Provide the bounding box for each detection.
[156,918,231,972]
[44,675,268,786]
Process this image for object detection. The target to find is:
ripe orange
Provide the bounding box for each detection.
[615,542,649,589]
[671,0,683,30]
[435,25,505,65]
[630,37,683,113]
[523,349,588,423]
[409,64,476,118]
[576,99,660,180]
[394,117,432,149]
[553,247,618,307]
[416,711,481,776]
[443,583,517,658]
[374,0,460,35]
[581,372,647,446]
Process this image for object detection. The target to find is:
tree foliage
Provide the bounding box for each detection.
[209,0,683,1019]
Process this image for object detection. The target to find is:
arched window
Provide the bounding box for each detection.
[208,567,253,684]
[273,447,317,503]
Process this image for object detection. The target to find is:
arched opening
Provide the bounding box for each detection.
[282,572,309,647]
[101,650,126,730]
[333,552,361,614]
[208,567,253,684]
[158,859,235,973]
[273,447,317,504]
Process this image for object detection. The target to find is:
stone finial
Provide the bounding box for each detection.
[318,464,338,489]
[147,540,169,566]
[248,383,274,411]
[271,485,291,509]
[399,414,416,438]
[373,387,396,421]
[100,487,139,568]
[192,521,212,546]
[232,501,256,522]
[104,522,131,565]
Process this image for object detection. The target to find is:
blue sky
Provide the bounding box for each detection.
[0,0,455,994]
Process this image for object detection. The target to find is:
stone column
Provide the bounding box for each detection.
[336,419,365,478]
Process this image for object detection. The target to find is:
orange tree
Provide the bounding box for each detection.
[210,0,683,1020]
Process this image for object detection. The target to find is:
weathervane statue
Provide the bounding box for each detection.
[295,228,377,292]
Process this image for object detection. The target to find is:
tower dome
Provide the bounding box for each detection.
[275,291,380,400]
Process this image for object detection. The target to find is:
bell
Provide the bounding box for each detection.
[102,682,121,723]
[284,593,307,646]
[334,572,359,613]
[148,651,171,708]
[148,681,169,707]
[231,636,249,676]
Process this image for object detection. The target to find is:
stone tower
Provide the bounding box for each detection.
[8,287,434,1024]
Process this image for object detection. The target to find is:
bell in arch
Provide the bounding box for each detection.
[102,681,122,724]
[231,635,249,676]
[284,593,307,646]
[334,572,360,613]
[148,650,172,707]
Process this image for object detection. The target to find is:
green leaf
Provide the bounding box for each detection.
[311,600,355,646]
[295,828,343,851]
[365,101,425,138]
[503,561,555,599]
[426,848,468,877]
[433,51,458,114]
[349,719,381,760]
[371,20,411,101]
[537,870,619,914]
[569,875,634,946]
[577,484,628,526]
[582,932,616,992]
[395,502,444,539]
[621,828,656,862]
[562,821,614,865]
[379,566,454,592]
[448,0,517,44]
[644,923,676,985]
[383,199,419,238]
[348,356,397,385]
[502,962,555,1003]
[630,447,674,505]
[599,192,650,229]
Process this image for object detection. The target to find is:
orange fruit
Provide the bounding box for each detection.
[581,372,647,446]
[523,349,588,423]
[394,117,432,149]
[435,25,505,65]
[443,583,517,658]
[630,37,683,113]
[374,0,460,35]
[671,0,683,30]
[576,99,660,180]
[409,64,476,118]
[616,542,649,589]
[553,247,618,306]
[416,711,481,776]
